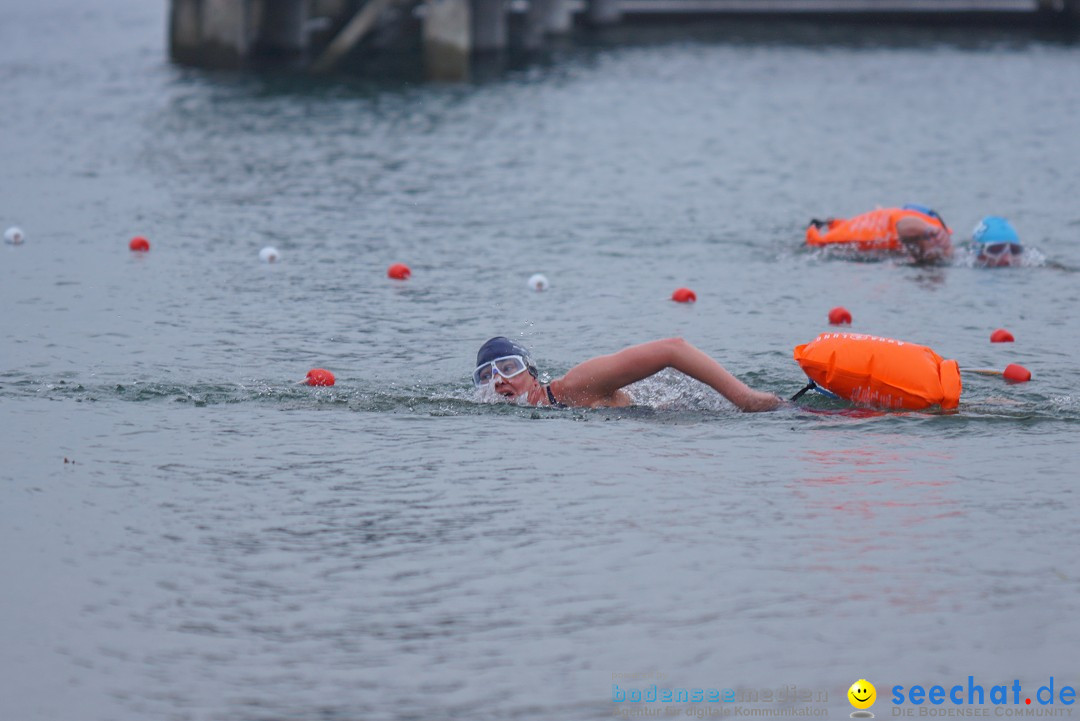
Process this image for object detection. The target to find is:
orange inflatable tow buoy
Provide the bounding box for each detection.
[793,332,961,410]
[805,207,949,252]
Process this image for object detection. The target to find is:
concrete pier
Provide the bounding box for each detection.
[170,0,252,67]
[253,0,308,56]
[543,0,575,32]
[311,0,397,73]
[424,0,472,79]
[616,0,1039,14]
[471,0,508,51]
[170,0,308,67]
[588,0,622,25]
[169,0,1079,74]
[521,0,552,48]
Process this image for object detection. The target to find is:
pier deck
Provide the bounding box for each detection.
[169,0,1077,78]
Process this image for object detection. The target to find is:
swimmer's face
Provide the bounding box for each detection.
[491,365,537,400]
[976,245,1023,268]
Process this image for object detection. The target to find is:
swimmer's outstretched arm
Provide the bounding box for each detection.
[897,216,953,264]
[556,337,781,412]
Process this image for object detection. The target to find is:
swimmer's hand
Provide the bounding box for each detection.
[897,217,953,265]
[901,233,949,265]
[742,392,783,412]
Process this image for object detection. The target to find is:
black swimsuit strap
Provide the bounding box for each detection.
[545,385,567,408]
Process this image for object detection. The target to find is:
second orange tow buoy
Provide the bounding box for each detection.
[129,236,150,252]
[387,263,411,280]
[793,332,961,410]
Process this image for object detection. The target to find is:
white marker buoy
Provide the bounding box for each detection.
[528,273,549,291]
[5,227,25,245]
[259,246,280,263]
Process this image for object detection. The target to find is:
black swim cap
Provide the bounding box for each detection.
[476,337,537,378]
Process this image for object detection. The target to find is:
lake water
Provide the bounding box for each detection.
[2,3,1080,720]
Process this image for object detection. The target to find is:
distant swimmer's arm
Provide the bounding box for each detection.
[897,217,953,264]
[556,337,781,412]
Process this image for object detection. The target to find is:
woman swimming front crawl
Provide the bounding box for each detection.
[472,336,781,412]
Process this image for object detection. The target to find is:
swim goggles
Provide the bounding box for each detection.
[979,242,1023,257]
[473,355,530,386]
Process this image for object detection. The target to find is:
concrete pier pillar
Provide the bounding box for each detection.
[169,0,254,67]
[424,0,471,81]
[1037,0,1080,22]
[170,0,202,63]
[587,0,620,26]
[470,0,507,52]
[544,0,573,34]
[201,0,253,62]
[254,0,308,56]
[521,0,552,49]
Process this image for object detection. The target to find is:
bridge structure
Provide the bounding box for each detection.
[169,0,1080,79]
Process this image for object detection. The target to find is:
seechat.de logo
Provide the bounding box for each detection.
[891,677,1077,713]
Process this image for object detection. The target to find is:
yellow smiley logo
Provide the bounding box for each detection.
[848,679,876,710]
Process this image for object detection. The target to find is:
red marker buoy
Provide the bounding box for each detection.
[1002,364,1031,383]
[129,236,150,252]
[828,306,852,325]
[306,368,335,386]
[990,328,1015,343]
[387,263,411,280]
[671,287,696,303]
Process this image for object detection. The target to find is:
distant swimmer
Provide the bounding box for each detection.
[805,204,953,265]
[472,336,781,412]
[971,215,1023,268]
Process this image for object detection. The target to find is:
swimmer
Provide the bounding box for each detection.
[806,204,953,265]
[971,215,1023,268]
[472,336,781,412]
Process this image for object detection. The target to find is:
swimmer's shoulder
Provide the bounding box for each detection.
[545,379,631,408]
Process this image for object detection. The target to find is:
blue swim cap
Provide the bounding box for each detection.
[972,216,1020,245]
[902,203,948,230]
[476,337,537,377]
